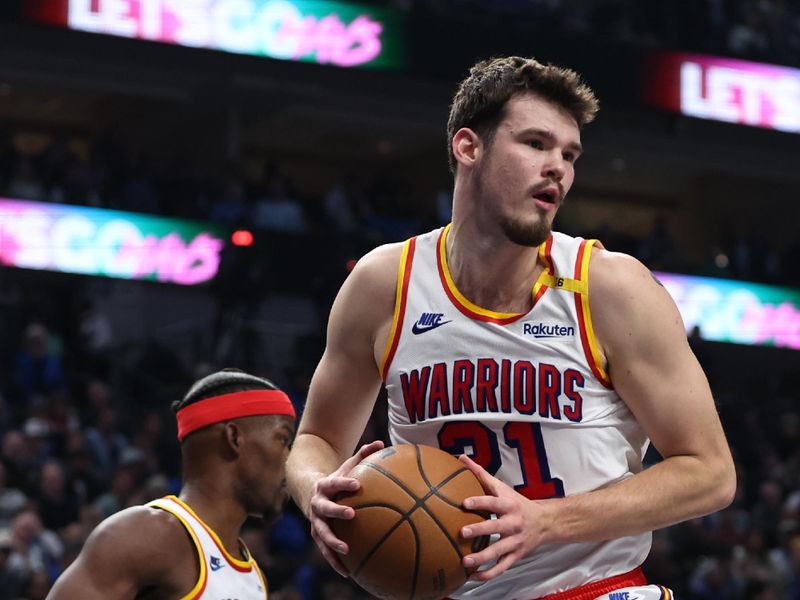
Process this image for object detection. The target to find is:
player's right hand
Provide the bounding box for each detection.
[308,440,385,576]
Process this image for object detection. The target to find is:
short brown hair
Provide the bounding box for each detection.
[446,56,599,174]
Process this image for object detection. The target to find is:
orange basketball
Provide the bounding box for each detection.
[331,444,489,600]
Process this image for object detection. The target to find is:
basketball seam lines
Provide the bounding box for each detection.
[350,503,420,600]
[414,446,473,568]
[352,448,483,594]
[352,450,472,575]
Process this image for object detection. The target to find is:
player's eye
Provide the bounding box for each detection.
[527,139,543,149]
[563,152,576,163]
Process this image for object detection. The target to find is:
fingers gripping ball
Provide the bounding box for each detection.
[331,444,489,600]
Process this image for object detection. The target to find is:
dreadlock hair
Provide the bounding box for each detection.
[172,368,279,415]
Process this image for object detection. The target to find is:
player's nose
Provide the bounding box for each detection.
[542,150,566,181]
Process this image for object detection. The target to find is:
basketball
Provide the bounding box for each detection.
[331,444,490,600]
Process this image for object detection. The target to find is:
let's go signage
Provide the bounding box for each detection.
[24,0,404,69]
[0,198,226,285]
[643,52,800,133]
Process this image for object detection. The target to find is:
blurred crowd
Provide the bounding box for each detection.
[2,131,799,289]
[387,0,800,68]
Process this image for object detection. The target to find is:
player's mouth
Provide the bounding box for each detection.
[532,187,559,211]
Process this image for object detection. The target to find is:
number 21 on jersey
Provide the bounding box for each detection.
[438,421,565,499]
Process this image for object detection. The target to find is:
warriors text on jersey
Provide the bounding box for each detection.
[147,496,268,600]
[382,225,652,599]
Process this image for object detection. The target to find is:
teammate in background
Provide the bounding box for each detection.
[48,369,296,600]
[286,56,736,598]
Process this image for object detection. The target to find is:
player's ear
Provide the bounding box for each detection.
[452,128,481,169]
[223,421,243,457]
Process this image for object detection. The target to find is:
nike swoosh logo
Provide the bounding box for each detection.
[412,320,452,334]
[210,558,224,571]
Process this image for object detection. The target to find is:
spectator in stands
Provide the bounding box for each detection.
[322,181,358,233]
[252,172,308,233]
[12,323,66,409]
[636,216,684,272]
[0,462,26,527]
[7,157,46,201]
[75,300,114,376]
[62,432,103,506]
[0,527,26,600]
[209,176,249,226]
[1,431,34,493]
[92,466,136,520]
[34,460,80,533]
[728,6,771,58]
[6,510,63,585]
[84,407,128,487]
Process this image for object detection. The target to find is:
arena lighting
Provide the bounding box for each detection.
[23,0,405,70]
[0,198,227,285]
[655,272,800,351]
[642,51,800,133]
[231,229,254,247]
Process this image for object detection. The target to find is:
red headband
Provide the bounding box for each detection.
[176,390,296,441]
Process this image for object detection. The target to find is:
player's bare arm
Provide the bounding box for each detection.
[46,506,198,600]
[285,242,403,574]
[459,248,736,580]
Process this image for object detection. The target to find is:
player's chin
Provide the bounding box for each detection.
[261,490,289,524]
[260,504,282,525]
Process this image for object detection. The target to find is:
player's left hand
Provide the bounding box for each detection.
[457,454,551,581]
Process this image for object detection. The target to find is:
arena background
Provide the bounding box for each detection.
[0,1,798,598]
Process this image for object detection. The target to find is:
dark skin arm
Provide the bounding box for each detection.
[47,506,199,600]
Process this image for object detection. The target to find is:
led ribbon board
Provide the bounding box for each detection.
[24,0,404,69]
[0,198,226,285]
[655,272,800,350]
[643,52,800,133]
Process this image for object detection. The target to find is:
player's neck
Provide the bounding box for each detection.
[445,221,544,314]
[179,482,247,559]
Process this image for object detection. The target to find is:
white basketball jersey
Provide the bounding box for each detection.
[147,496,268,600]
[382,225,652,599]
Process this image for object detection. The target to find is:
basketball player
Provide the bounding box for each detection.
[286,56,737,599]
[47,369,296,599]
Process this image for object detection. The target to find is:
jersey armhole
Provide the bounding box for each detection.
[379,237,416,381]
[574,239,613,389]
[149,501,208,600]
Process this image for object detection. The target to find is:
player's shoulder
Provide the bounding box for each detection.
[83,504,191,562]
[353,241,406,275]
[588,246,657,298]
[345,241,407,295]
[587,246,679,334]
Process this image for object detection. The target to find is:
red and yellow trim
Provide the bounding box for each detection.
[437,224,551,324]
[255,563,269,599]
[537,567,647,599]
[168,496,253,572]
[532,236,555,304]
[380,237,416,380]
[574,240,612,389]
[148,499,208,600]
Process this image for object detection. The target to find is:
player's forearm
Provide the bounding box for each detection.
[539,454,736,545]
[286,433,348,517]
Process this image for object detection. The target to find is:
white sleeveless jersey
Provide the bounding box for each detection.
[147,496,268,600]
[381,225,652,599]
